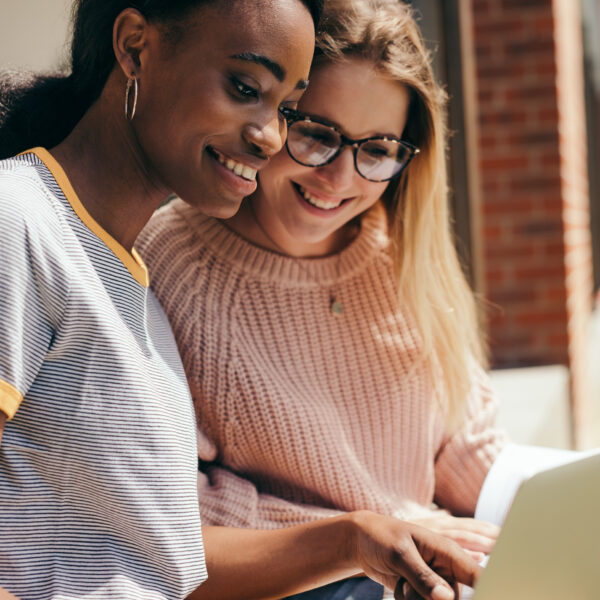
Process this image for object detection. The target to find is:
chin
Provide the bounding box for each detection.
[210,202,244,219]
[187,192,244,219]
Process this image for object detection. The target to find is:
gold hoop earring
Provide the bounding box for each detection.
[124,76,138,120]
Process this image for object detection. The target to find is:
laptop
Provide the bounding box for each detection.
[470,452,600,599]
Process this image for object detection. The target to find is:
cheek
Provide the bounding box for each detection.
[259,152,308,191]
[163,73,238,140]
[354,182,388,212]
[267,147,301,175]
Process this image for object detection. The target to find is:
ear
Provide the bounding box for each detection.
[113,8,150,78]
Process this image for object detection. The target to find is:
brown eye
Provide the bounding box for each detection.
[230,76,258,101]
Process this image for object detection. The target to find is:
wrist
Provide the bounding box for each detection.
[338,510,375,569]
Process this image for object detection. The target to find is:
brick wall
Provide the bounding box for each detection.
[470,0,594,444]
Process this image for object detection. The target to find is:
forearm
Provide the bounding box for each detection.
[187,515,359,600]
[188,511,480,600]
[434,367,507,516]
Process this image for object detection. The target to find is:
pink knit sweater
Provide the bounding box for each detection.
[137,199,505,528]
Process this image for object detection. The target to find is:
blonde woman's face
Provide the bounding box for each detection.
[250,57,411,256]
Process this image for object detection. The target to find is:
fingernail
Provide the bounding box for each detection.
[431,584,455,600]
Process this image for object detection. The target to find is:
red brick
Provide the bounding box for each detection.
[481,156,531,171]
[505,38,555,57]
[477,64,527,79]
[501,0,552,11]
[534,15,555,33]
[485,269,506,284]
[509,175,560,193]
[475,19,525,36]
[538,107,560,123]
[487,245,537,259]
[515,219,562,236]
[472,0,492,14]
[489,289,538,305]
[515,265,566,280]
[508,130,558,146]
[514,310,567,326]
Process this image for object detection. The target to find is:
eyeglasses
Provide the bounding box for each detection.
[280,108,419,182]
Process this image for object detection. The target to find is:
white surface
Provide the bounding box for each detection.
[1,0,72,72]
[475,443,598,526]
[488,365,571,448]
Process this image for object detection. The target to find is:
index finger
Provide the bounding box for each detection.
[453,518,500,538]
[391,541,459,600]
[416,529,482,589]
[402,582,461,600]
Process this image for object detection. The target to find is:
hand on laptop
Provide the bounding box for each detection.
[350,511,481,600]
[412,514,499,559]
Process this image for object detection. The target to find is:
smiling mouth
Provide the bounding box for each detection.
[293,183,349,210]
[207,147,258,181]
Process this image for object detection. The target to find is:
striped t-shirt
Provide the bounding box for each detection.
[0,149,207,599]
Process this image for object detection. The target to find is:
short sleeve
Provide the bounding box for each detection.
[0,171,68,418]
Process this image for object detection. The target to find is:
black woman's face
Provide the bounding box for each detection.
[133,0,315,217]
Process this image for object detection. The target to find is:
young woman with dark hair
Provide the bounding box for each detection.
[0,1,479,599]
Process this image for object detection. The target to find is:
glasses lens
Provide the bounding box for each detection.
[356,140,413,182]
[286,120,341,166]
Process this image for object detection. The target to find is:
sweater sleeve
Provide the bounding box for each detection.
[195,429,343,529]
[433,364,507,517]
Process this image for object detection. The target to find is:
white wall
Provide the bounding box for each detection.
[1,0,72,72]
[489,366,572,449]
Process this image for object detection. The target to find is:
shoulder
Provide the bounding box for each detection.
[0,155,65,245]
[139,197,252,287]
[137,197,213,266]
[138,199,240,319]
[138,199,198,291]
[0,156,71,324]
[0,155,57,208]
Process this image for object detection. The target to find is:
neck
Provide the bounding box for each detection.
[50,73,169,251]
[224,195,358,259]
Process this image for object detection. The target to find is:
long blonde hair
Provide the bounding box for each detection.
[316,0,487,425]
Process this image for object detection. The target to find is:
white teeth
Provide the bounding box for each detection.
[299,186,343,210]
[242,165,255,180]
[215,150,257,181]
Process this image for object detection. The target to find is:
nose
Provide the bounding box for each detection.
[314,146,357,190]
[243,113,286,158]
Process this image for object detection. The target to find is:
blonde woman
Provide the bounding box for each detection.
[138,0,505,597]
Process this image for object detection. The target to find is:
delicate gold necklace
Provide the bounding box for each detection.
[248,199,345,316]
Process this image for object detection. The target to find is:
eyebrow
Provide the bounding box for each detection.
[307,113,403,141]
[230,52,309,90]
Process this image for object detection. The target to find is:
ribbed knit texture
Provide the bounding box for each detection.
[137,199,506,527]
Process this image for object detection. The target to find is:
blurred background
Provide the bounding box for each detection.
[2,0,598,449]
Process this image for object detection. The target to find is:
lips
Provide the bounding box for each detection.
[293,182,350,211]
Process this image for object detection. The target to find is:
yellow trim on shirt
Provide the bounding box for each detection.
[24,148,149,287]
[0,379,23,420]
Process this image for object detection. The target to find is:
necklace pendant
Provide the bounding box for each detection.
[331,299,344,316]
